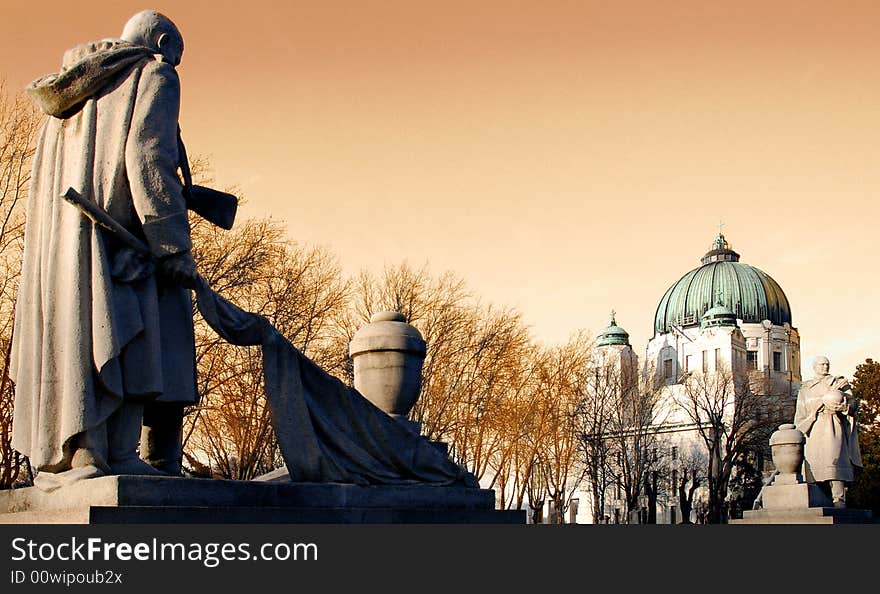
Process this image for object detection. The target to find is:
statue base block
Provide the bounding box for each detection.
[731,507,873,524]
[761,482,831,510]
[0,475,525,524]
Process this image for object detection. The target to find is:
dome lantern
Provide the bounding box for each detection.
[701,231,741,264]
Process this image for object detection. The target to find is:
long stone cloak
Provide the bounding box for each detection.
[10,41,197,472]
[794,374,862,482]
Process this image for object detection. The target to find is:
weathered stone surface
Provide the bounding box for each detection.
[760,482,831,510]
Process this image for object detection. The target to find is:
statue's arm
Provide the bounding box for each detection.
[830,376,851,391]
[794,392,822,434]
[125,59,192,259]
[831,376,857,416]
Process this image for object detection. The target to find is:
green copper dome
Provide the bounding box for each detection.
[654,233,792,335]
[597,311,630,347]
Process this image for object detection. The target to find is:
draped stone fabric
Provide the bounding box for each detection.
[11,40,197,472]
[193,279,478,487]
[794,374,862,482]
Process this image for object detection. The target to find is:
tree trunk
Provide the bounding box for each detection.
[678,470,700,524]
[679,500,692,524]
[643,471,658,524]
[589,474,605,524]
[529,500,544,525]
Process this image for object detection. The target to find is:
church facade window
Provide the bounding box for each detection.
[747,350,758,370]
[569,499,579,524]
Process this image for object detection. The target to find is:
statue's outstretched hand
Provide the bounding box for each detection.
[159,251,199,289]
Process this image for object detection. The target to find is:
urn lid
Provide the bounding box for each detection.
[769,423,805,447]
[349,311,427,357]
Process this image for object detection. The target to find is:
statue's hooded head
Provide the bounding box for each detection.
[121,10,184,66]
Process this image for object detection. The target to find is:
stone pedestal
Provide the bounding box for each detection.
[759,482,830,510]
[0,476,525,524]
[732,507,873,524]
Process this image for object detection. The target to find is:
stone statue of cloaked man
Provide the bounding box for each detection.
[10,11,200,489]
[794,356,862,507]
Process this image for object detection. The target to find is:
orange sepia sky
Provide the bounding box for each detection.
[2,1,878,378]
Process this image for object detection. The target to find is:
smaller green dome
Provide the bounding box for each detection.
[597,310,630,347]
[700,302,737,329]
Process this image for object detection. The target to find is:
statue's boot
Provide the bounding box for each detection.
[33,426,111,492]
[140,401,184,476]
[107,401,165,476]
[830,480,846,508]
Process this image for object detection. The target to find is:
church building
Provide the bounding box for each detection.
[571,231,802,524]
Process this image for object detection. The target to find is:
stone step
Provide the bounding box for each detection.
[0,505,525,524]
[89,506,525,524]
[731,507,874,524]
[0,475,523,524]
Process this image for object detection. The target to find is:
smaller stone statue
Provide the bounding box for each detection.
[794,356,862,507]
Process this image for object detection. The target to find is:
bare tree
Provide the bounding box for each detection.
[444,307,531,483]
[576,354,617,524]
[488,347,544,512]
[0,335,21,488]
[184,182,349,479]
[673,365,783,523]
[607,365,666,523]
[0,80,40,489]
[532,334,591,523]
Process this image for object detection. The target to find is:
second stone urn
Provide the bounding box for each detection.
[349,311,426,433]
[769,423,805,482]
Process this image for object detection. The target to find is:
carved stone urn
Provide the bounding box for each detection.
[769,423,805,480]
[349,311,426,433]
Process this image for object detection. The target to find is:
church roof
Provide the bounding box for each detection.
[653,232,792,335]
